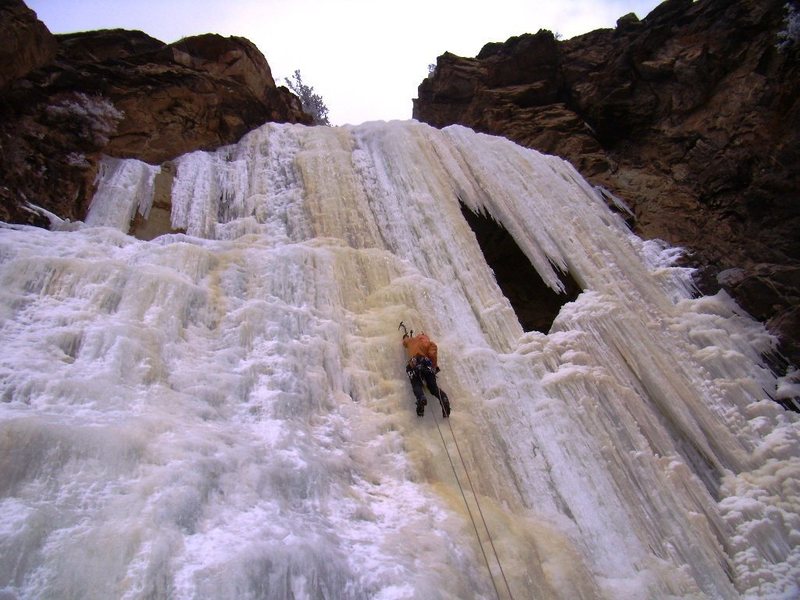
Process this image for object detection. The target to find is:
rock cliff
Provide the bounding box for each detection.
[414,0,800,367]
[0,0,311,227]
[0,0,57,89]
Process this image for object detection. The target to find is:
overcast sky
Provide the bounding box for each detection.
[27,0,663,126]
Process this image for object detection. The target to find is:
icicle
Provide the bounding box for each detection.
[86,156,159,231]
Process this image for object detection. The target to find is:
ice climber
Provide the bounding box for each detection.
[400,324,451,418]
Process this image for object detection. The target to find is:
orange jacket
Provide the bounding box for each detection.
[402,333,439,369]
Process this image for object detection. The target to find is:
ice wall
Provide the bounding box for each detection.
[1,121,798,599]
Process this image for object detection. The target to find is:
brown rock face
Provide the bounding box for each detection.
[414,0,800,366]
[0,0,57,89]
[0,0,311,227]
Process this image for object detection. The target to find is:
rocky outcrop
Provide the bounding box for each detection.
[0,0,57,89]
[0,0,311,227]
[414,0,800,366]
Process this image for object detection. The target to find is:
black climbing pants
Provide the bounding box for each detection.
[406,358,450,417]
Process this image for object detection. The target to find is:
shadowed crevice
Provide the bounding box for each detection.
[460,201,581,333]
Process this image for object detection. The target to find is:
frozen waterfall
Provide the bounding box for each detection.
[1,120,798,599]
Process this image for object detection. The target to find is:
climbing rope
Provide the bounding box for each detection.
[433,387,516,600]
[432,407,500,599]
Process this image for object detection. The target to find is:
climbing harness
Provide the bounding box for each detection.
[432,385,515,600]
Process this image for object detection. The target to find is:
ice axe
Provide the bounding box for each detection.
[398,321,413,338]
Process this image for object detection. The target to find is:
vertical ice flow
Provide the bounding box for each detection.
[1,121,798,600]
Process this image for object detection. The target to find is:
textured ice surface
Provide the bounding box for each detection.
[1,121,797,599]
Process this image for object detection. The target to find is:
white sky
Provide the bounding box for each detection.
[27,0,663,126]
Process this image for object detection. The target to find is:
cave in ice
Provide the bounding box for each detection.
[1,121,798,599]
